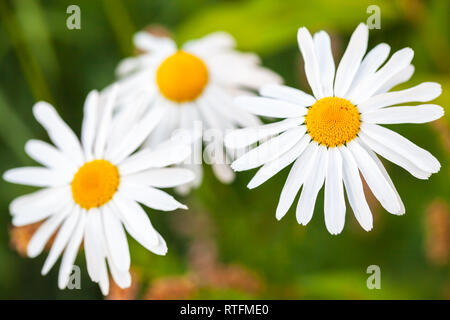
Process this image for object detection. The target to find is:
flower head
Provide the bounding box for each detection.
[111,31,282,192]
[226,23,444,234]
[3,86,194,294]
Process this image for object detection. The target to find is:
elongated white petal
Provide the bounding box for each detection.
[9,185,70,217]
[347,140,403,215]
[361,123,440,174]
[109,105,166,164]
[81,90,99,160]
[231,126,306,171]
[361,104,444,124]
[276,142,318,220]
[112,193,159,247]
[339,146,373,231]
[58,212,86,289]
[296,145,327,225]
[375,65,414,95]
[42,207,80,275]
[106,256,131,289]
[297,27,324,98]
[3,167,71,187]
[84,209,103,282]
[347,43,390,96]
[94,86,117,158]
[101,205,130,272]
[260,84,316,106]
[324,148,346,235]
[27,205,72,258]
[235,96,307,118]
[247,134,311,189]
[334,23,368,98]
[32,101,84,165]
[225,118,304,149]
[123,168,195,188]
[25,140,76,172]
[313,31,335,97]
[118,142,191,175]
[359,131,430,179]
[133,31,176,53]
[350,48,414,104]
[358,82,441,113]
[120,183,187,211]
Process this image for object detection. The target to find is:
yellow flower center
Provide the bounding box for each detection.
[305,97,360,147]
[71,160,120,210]
[156,50,209,103]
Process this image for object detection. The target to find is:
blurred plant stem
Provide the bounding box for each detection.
[101,0,136,57]
[0,91,33,164]
[0,0,53,103]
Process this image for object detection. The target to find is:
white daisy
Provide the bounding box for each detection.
[225,23,444,234]
[3,86,194,294]
[111,31,282,191]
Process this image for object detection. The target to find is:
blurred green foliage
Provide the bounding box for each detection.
[0,0,449,299]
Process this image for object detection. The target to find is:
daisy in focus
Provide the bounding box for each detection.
[3,87,194,294]
[111,31,282,191]
[225,23,444,234]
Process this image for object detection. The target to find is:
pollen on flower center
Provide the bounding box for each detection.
[71,160,120,210]
[305,97,360,147]
[156,50,209,103]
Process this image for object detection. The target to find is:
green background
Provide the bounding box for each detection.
[0,0,448,299]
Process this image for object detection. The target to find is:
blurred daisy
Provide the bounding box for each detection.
[111,31,282,191]
[3,87,193,294]
[225,23,443,234]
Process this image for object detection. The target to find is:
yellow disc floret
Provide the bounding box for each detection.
[305,97,360,147]
[71,160,120,210]
[156,50,209,103]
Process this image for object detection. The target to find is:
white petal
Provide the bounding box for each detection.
[123,168,195,188]
[84,209,104,282]
[101,204,130,272]
[133,31,176,53]
[346,43,390,96]
[375,64,414,95]
[259,84,316,106]
[118,142,191,175]
[313,31,335,97]
[324,148,346,235]
[183,31,236,54]
[231,126,306,171]
[247,134,311,189]
[120,183,187,211]
[235,96,307,118]
[225,118,304,150]
[297,27,324,98]
[42,206,80,275]
[334,23,368,98]
[81,90,99,160]
[94,85,117,158]
[32,102,84,165]
[339,146,373,231]
[112,193,159,247]
[27,205,72,258]
[350,48,414,104]
[276,142,319,220]
[347,140,404,215]
[11,187,71,226]
[358,82,441,116]
[296,145,328,225]
[360,123,440,174]
[108,105,166,164]
[58,211,86,289]
[25,140,76,172]
[361,104,444,124]
[106,256,131,289]
[4,167,71,187]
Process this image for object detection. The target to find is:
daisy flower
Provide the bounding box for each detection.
[111,31,282,191]
[225,23,444,234]
[3,87,194,294]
